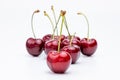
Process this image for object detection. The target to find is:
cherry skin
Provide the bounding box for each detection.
[26,38,44,56]
[42,34,65,51]
[54,35,66,41]
[42,34,52,43]
[80,38,97,56]
[61,45,80,64]
[66,36,80,41]
[62,38,81,47]
[42,34,65,43]
[44,39,64,55]
[47,51,72,73]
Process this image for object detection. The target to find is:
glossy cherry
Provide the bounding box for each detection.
[26,10,44,56]
[65,36,80,41]
[77,12,97,56]
[80,38,97,56]
[42,34,52,43]
[44,39,63,55]
[62,38,81,47]
[61,45,80,64]
[54,35,65,41]
[42,34,65,43]
[47,51,71,73]
[26,38,44,56]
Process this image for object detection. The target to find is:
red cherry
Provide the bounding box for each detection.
[80,38,97,56]
[44,39,64,55]
[61,45,80,64]
[62,38,81,47]
[77,12,98,56]
[26,38,44,56]
[42,34,52,43]
[54,35,65,41]
[42,34,65,43]
[66,36,80,41]
[47,51,72,73]
[26,10,44,56]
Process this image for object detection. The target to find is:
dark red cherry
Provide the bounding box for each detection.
[47,51,72,73]
[42,34,52,43]
[61,45,80,64]
[26,38,44,56]
[44,39,64,55]
[62,38,81,47]
[66,36,80,41]
[80,38,97,56]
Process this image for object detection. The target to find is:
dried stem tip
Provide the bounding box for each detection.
[51,5,54,10]
[60,10,66,16]
[44,11,47,16]
[77,12,82,15]
[34,10,40,13]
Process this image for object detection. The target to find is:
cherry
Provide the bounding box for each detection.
[61,45,80,64]
[44,35,65,55]
[65,36,80,41]
[26,38,44,56]
[43,34,65,43]
[44,39,64,55]
[62,33,80,64]
[42,34,65,44]
[42,34,52,43]
[80,38,97,56]
[47,11,72,73]
[62,38,81,47]
[77,12,97,56]
[26,10,44,56]
[47,51,71,73]
[54,35,65,41]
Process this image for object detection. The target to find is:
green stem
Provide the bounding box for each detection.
[70,32,76,46]
[31,10,40,38]
[64,16,71,39]
[51,5,58,36]
[58,16,65,52]
[78,12,90,41]
[44,11,54,39]
[52,15,61,38]
[51,5,57,25]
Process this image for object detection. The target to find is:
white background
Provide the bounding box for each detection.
[0,0,120,80]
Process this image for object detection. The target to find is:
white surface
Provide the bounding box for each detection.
[0,0,120,80]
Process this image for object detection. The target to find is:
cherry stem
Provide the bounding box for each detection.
[52,15,61,39]
[64,17,71,40]
[58,11,66,52]
[44,11,55,39]
[77,12,90,41]
[51,5,57,25]
[31,10,40,38]
[70,32,76,46]
[51,5,58,36]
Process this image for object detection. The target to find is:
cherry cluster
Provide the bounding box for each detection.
[26,6,97,73]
